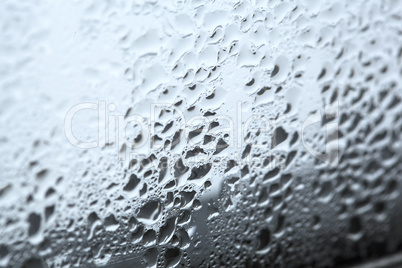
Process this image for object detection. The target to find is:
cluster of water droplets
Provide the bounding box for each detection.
[0,0,401,267]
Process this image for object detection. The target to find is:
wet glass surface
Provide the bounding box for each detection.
[0,0,401,267]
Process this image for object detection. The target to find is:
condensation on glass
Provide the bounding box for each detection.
[0,0,401,267]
